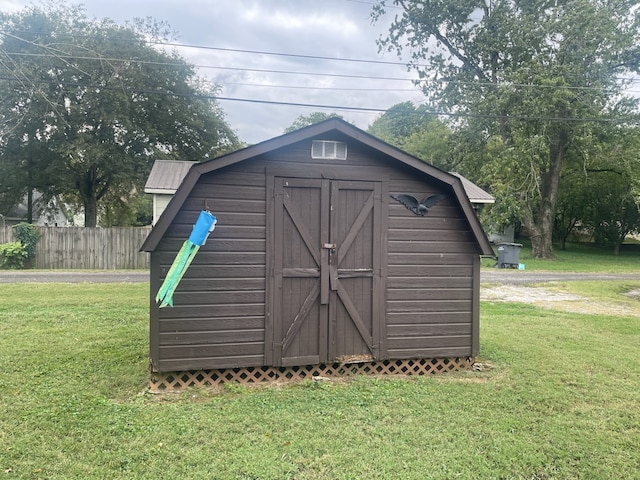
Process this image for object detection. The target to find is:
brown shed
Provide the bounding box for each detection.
[141,119,493,380]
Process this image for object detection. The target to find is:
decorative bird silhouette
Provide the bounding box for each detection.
[390,193,446,216]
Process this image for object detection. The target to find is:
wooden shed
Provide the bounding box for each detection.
[141,119,494,387]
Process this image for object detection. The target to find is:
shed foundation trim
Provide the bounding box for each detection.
[148,357,474,392]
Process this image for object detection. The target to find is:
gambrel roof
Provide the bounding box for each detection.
[141,118,493,255]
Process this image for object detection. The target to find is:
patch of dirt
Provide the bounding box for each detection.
[482,285,583,303]
[624,289,640,300]
[481,285,640,317]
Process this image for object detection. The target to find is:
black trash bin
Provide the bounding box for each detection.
[496,242,522,268]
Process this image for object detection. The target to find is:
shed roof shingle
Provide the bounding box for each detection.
[450,173,494,204]
[144,160,197,193]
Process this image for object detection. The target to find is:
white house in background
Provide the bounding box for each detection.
[3,192,74,226]
[144,160,197,225]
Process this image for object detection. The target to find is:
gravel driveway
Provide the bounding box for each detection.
[481,270,640,316]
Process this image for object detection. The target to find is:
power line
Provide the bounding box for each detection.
[147,42,412,67]
[218,81,419,92]
[4,52,416,82]
[6,50,639,95]
[0,74,637,125]
[3,30,639,91]
[1,28,417,67]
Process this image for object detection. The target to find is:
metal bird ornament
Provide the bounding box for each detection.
[390,193,446,216]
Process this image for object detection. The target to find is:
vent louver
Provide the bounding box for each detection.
[311,140,347,160]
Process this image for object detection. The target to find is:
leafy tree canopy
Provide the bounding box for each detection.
[0,2,242,227]
[367,101,455,170]
[284,112,344,133]
[374,0,640,258]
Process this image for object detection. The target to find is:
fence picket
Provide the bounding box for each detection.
[0,226,151,269]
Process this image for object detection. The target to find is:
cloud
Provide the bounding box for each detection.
[5,0,423,144]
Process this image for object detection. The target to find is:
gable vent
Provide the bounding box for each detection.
[311,140,347,160]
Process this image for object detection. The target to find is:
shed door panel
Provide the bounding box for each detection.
[269,177,383,366]
[330,181,381,362]
[272,177,328,366]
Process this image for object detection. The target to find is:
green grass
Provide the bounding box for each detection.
[1,283,639,479]
[483,239,640,273]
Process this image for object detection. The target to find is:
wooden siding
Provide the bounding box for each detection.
[150,137,482,371]
[150,163,268,372]
[385,165,479,359]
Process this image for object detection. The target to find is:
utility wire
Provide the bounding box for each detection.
[218,81,419,92]
[147,43,413,67]
[0,74,637,125]
[5,50,639,94]
[2,30,639,90]
[4,52,415,82]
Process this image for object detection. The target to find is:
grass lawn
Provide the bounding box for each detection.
[482,240,640,273]
[1,282,639,479]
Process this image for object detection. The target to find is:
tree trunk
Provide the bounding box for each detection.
[530,219,555,258]
[27,188,33,224]
[84,197,98,228]
[77,169,100,227]
[526,128,568,259]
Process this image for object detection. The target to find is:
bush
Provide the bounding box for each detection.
[14,222,39,265]
[0,242,29,269]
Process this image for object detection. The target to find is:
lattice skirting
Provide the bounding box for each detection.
[149,357,474,392]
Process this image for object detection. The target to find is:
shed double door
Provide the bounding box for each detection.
[268,177,385,366]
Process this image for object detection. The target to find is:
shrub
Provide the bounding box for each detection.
[0,242,29,269]
[14,222,39,264]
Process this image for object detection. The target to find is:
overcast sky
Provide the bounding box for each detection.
[5,0,425,144]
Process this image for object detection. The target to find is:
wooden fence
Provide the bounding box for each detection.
[0,226,151,270]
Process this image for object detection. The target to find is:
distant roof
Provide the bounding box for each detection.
[144,160,198,194]
[450,172,495,204]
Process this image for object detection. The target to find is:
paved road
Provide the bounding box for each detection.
[0,270,149,283]
[1,269,639,284]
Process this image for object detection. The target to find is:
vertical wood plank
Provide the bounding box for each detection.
[149,254,161,371]
[264,174,276,366]
[472,254,480,356]
[271,178,285,366]
[4,226,152,270]
[372,181,384,359]
[319,179,330,362]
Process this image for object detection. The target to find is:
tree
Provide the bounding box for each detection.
[553,171,591,251]
[374,0,640,258]
[368,101,454,170]
[0,3,242,227]
[368,101,429,143]
[0,8,61,222]
[585,172,640,255]
[284,112,344,133]
[554,124,640,251]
